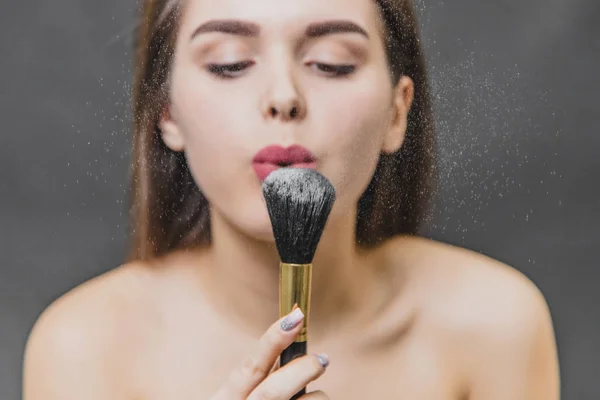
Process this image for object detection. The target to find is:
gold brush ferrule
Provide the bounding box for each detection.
[280,262,312,342]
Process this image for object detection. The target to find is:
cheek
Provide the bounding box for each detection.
[170,70,256,199]
[171,64,258,167]
[168,65,275,237]
[312,79,392,208]
[173,75,252,150]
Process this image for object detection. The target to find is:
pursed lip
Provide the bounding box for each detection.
[252,144,316,165]
[252,144,317,181]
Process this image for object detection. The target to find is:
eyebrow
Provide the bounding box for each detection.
[190,19,370,41]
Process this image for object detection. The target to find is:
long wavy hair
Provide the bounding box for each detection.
[128,0,437,261]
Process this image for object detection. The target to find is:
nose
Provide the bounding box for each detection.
[260,67,306,122]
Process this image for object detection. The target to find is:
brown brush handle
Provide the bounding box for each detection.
[280,340,307,399]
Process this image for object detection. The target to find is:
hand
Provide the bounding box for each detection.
[211,308,329,399]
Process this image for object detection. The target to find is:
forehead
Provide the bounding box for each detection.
[179,0,384,37]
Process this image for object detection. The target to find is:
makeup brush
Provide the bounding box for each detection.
[262,167,336,399]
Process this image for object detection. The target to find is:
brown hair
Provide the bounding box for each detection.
[128,0,437,261]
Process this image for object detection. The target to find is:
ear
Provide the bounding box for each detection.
[381,76,414,154]
[159,104,185,152]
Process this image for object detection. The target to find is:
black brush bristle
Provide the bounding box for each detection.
[262,168,336,264]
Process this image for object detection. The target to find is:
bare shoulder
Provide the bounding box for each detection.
[386,235,560,398]
[25,261,154,352]
[393,236,553,337]
[23,261,156,399]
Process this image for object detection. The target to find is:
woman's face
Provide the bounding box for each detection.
[160,0,413,241]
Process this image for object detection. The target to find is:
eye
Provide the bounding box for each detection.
[206,61,254,78]
[310,62,356,77]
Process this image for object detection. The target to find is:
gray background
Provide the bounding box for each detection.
[1,0,598,398]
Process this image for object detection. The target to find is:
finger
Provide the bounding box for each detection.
[247,354,329,400]
[269,358,281,374]
[300,390,330,399]
[214,308,305,399]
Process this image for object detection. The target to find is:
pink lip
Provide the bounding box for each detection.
[252,144,317,181]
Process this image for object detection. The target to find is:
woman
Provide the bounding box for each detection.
[23,0,560,399]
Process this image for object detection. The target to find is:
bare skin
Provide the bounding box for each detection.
[23,236,559,399]
[23,0,560,398]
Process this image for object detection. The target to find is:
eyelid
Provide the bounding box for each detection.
[206,60,254,78]
[191,38,254,61]
[338,41,368,62]
[302,51,361,67]
[304,43,368,64]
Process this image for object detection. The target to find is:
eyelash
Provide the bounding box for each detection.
[311,63,356,77]
[206,61,254,78]
[205,61,356,78]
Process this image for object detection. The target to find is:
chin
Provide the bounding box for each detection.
[232,206,277,244]
[234,222,276,244]
[253,229,277,243]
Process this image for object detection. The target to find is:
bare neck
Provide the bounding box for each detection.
[190,205,392,342]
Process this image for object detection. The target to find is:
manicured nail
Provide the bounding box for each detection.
[280,308,304,331]
[316,354,329,368]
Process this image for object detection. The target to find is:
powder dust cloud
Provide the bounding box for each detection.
[77,0,562,246]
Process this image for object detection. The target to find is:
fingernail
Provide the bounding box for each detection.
[280,308,304,331]
[316,353,329,368]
